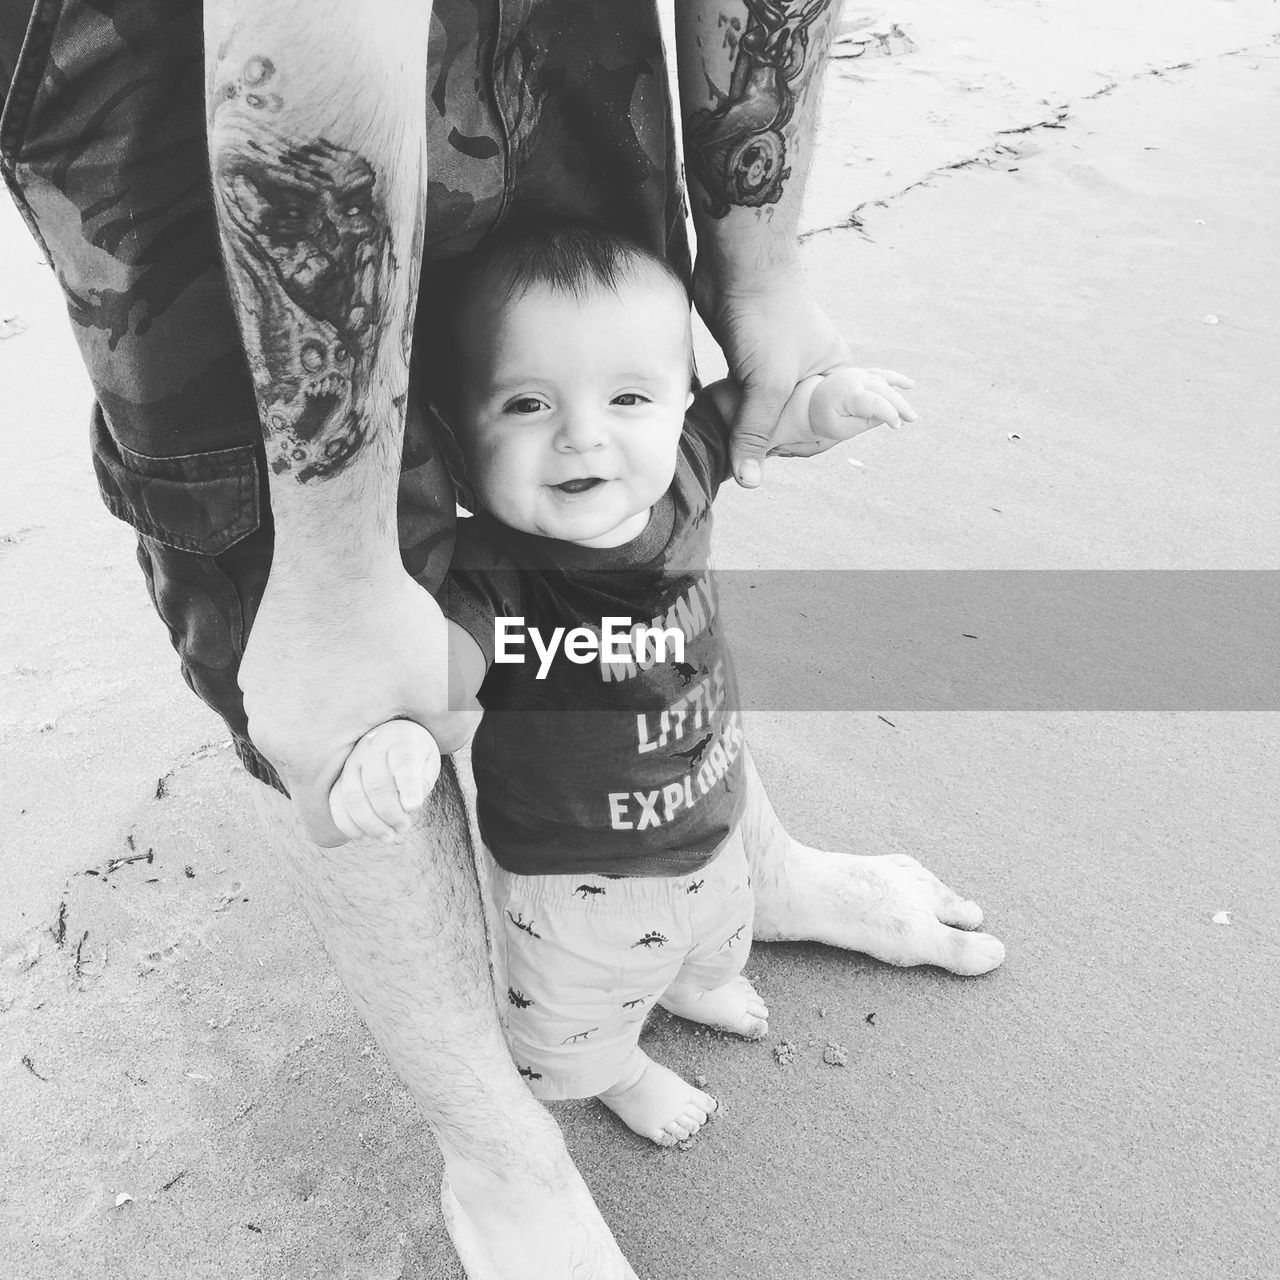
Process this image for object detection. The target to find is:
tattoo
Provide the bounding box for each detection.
[210,54,398,482]
[685,1,832,219]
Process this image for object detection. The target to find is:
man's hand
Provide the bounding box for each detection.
[240,561,479,845]
[677,0,851,487]
[692,264,854,488]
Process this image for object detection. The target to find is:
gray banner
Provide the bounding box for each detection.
[712,571,1280,710]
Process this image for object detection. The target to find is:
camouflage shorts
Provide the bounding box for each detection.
[0,0,689,791]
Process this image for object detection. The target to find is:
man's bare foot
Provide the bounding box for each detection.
[756,841,1006,974]
[441,1153,638,1280]
[659,974,769,1039]
[598,1052,718,1147]
[740,748,1004,974]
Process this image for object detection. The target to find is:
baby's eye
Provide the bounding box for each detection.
[505,396,548,415]
[611,392,649,407]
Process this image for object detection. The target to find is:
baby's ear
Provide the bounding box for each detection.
[685,390,695,411]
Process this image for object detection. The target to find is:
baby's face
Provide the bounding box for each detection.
[457,275,693,548]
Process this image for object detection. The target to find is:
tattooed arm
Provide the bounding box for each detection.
[675,0,853,486]
[206,2,475,843]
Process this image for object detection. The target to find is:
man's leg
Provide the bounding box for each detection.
[739,745,1007,975]
[252,759,637,1280]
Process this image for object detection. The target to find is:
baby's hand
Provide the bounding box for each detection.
[808,366,918,441]
[328,719,442,843]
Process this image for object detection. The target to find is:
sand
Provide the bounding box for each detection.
[3,3,1278,1277]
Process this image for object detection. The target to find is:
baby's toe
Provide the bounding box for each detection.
[664,1115,696,1143]
[686,1105,712,1133]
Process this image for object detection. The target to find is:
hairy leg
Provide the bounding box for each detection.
[251,762,636,1280]
[739,745,1006,974]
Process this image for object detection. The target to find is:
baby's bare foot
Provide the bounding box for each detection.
[598,1053,717,1147]
[658,974,769,1039]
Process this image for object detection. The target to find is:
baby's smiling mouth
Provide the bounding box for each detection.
[553,477,606,494]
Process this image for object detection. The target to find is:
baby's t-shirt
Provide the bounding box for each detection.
[445,391,745,877]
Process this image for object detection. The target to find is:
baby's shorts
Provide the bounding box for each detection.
[486,826,754,1100]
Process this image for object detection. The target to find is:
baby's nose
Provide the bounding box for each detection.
[555,410,608,452]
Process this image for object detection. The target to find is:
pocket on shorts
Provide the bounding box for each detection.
[91,408,263,555]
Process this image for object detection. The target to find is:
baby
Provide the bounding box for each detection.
[329,224,915,1146]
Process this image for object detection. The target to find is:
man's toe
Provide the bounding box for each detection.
[943,928,1006,975]
[935,891,985,930]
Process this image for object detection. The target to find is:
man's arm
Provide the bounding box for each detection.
[206,2,473,843]
[675,0,852,486]
[206,1,427,554]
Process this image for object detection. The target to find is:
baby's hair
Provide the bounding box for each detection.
[462,220,690,306]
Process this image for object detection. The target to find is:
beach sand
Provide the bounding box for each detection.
[3,4,1278,1277]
